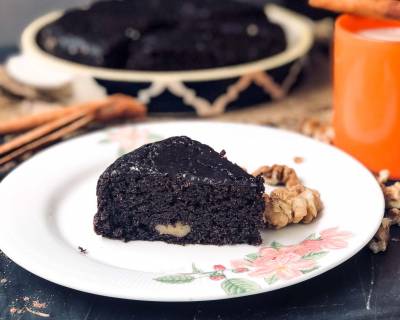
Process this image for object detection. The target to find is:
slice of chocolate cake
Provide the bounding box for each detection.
[94,136,265,245]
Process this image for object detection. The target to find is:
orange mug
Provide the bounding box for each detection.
[334,15,400,178]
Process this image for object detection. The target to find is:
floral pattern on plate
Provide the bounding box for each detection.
[155,228,352,296]
[101,127,163,155]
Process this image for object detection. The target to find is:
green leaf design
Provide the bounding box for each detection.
[154,274,195,284]
[270,241,283,249]
[192,263,203,274]
[221,278,261,296]
[302,251,328,260]
[301,267,319,274]
[245,253,259,261]
[265,274,279,285]
[305,233,317,240]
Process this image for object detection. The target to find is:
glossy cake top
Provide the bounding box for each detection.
[106,136,259,185]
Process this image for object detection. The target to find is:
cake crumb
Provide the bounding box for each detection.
[0,278,7,284]
[293,156,304,164]
[9,307,17,314]
[32,300,47,309]
[23,296,30,302]
[78,246,87,254]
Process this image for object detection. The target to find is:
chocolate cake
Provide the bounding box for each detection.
[94,136,265,245]
[37,0,287,71]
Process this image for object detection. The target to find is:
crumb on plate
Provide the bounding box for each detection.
[293,156,304,164]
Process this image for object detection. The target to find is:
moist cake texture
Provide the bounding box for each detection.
[94,136,265,245]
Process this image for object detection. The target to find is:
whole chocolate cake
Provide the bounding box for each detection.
[94,136,265,245]
[37,0,287,71]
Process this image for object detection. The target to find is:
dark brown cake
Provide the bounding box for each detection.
[94,136,265,245]
[37,0,287,71]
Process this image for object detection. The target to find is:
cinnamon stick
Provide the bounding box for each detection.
[0,115,94,166]
[0,94,147,164]
[0,110,89,155]
[0,94,146,134]
[0,101,106,134]
[309,0,400,20]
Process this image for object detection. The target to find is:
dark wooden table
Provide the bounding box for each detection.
[1,44,399,320]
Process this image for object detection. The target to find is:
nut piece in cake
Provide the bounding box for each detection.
[155,222,191,238]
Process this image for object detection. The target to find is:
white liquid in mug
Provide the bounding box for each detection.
[358,27,400,42]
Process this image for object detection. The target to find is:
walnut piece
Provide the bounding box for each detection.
[369,218,392,254]
[300,118,334,144]
[369,173,400,254]
[155,222,191,238]
[388,208,400,226]
[377,169,390,184]
[383,182,400,209]
[264,185,323,229]
[252,164,301,187]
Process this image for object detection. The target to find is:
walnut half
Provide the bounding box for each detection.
[300,118,334,144]
[155,222,191,238]
[264,185,323,229]
[384,182,400,209]
[369,218,392,254]
[252,164,301,187]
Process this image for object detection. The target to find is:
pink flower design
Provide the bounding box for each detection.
[260,244,316,257]
[297,240,325,253]
[231,259,252,269]
[107,128,150,152]
[319,227,352,249]
[213,265,226,271]
[249,253,317,280]
[156,228,352,293]
[229,228,352,283]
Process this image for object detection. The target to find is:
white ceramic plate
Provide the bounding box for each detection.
[0,122,384,302]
